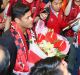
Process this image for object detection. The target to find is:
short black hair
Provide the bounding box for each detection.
[0,45,10,72]
[50,0,63,3]
[30,56,63,75]
[11,1,30,20]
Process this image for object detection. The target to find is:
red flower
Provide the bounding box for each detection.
[23,65,29,72]
[54,40,66,51]
[45,32,57,43]
[37,34,45,43]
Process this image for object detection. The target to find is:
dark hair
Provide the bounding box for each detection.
[0,0,3,7]
[41,8,50,15]
[0,45,10,72]
[30,56,63,75]
[49,0,54,2]
[43,0,49,3]
[50,0,63,3]
[11,1,30,20]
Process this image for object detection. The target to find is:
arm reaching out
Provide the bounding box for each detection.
[64,0,73,16]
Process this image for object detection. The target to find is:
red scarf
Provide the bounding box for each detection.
[10,22,29,72]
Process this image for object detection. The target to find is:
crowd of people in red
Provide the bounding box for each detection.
[0,0,80,75]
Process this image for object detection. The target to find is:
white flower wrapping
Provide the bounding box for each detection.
[30,20,70,58]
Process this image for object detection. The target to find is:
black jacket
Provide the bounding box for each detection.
[0,30,17,75]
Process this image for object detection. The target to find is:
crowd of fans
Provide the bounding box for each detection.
[0,0,80,75]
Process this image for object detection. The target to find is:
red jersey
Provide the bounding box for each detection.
[46,7,67,34]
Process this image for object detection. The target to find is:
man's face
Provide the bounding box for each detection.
[19,11,33,29]
[59,60,71,75]
[51,0,63,12]
[74,0,80,6]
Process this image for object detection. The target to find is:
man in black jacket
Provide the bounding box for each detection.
[0,1,33,75]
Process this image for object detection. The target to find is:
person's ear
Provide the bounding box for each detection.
[14,18,21,24]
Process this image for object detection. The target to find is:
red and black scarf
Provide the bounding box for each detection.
[10,21,30,72]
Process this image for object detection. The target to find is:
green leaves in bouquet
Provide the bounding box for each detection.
[56,50,66,59]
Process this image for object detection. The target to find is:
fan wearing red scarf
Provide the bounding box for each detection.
[0,1,48,75]
[45,0,68,34]
[0,1,35,75]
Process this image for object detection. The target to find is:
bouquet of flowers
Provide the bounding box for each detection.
[35,20,70,58]
[36,29,70,58]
